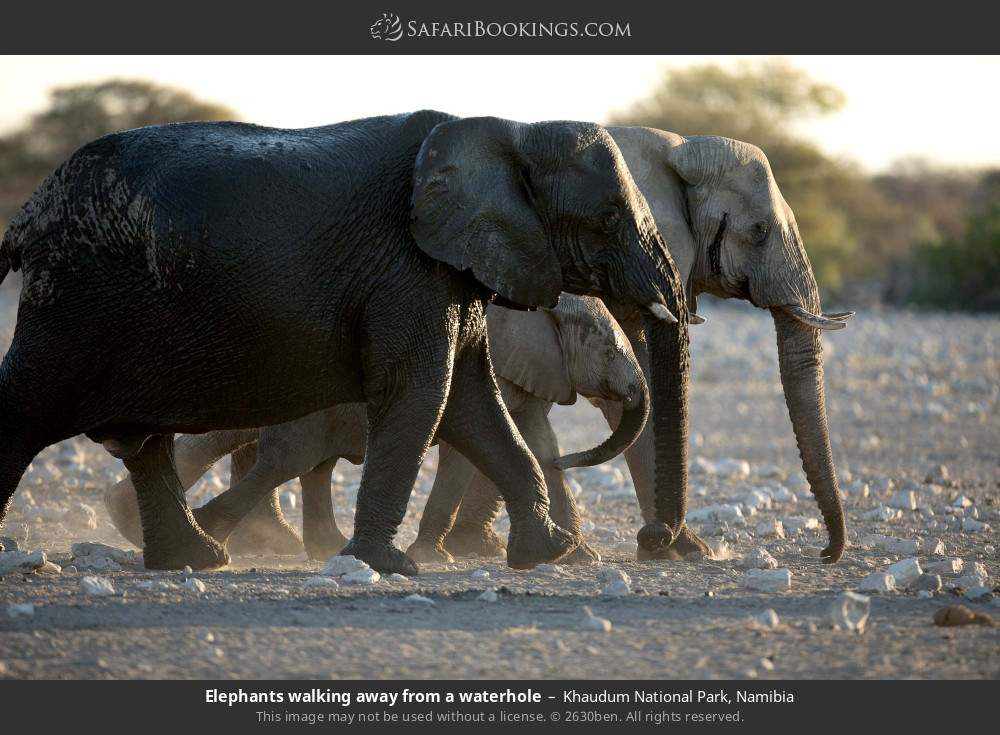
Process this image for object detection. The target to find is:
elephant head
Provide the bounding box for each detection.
[411,117,690,549]
[610,127,852,563]
[485,294,649,470]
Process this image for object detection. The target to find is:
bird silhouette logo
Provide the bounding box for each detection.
[370,13,403,41]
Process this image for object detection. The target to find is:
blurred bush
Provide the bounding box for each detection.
[608,60,999,310]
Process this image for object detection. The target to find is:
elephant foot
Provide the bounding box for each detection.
[340,538,418,577]
[636,526,713,561]
[304,528,350,562]
[228,514,303,556]
[506,518,578,570]
[405,539,455,564]
[103,483,144,548]
[143,522,230,571]
[562,539,601,565]
[443,525,506,559]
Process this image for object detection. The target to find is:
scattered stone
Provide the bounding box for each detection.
[302,576,340,589]
[470,569,490,579]
[80,576,117,596]
[912,573,942,592]
[0,536,18,553]
[752,608,780,630]
[925,465,949,485]
[182,565,193,576]
[181,577,206,593]
[864,534,920,555]
[951,495,973,508]
[887,490,917,511]
[933,605,994,627]
[72,555,121,572]
[71,542,137,565]
[964,586,993,602]
[925,539,946,556]
[403,593,435,605]
[782,517,820,535]
[961,518,990,532]
[387,573,409,583]
[581,606,612,632]
[863,505,902,523]
[533,563,564,575]
[135,580,179,592]
[35,561,61,575]
[0,550,46,575]
[917,590,934,599]
[742,547,779,570]
[869,477,893,495]
[341,568,380,585]
[62,502,97,530]
[843,480,870,498]
[601,579,631,597]
[715,458,751,478]
[688,504,746,526]
[755,518,785,539]
[884,558,923,588]
[597,567,631,586]
[925,557,963,575]
[829,591,870,632]
[478,588,499,602]
[985,544,996,555]
[859,572,896,593]
[320,555,370,577]
[743,568,792,593]
[6,602,35,619]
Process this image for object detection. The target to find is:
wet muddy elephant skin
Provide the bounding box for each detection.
[104,405,366,561]
[0,111,691,574]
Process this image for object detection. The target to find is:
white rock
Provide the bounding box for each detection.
[0,550,46,575]
[884,558,922,587]
[716,458,751,478]
[829,591,870,632]
[581,606,612,632]
[742,547,779,570]
[864,534,920,555]
[858,572,896,593]
[755,518,785,539]
[403,593,434,605]
[985,544,996,555]
[740,488,773,512]
[182,565,193,576]
[925,557,963,575]
[600,579,631,597]
[597,567,631,586]
[743,568,792,593]
[80,575,117,596]
[181,577,206,593]
[962,518,990,532]
[782,517,820,535]
[320,555,370,577]
[926,465,950,484]
[135,579,179,592]
[863,505,902,523]
[73,555,122,572]
[887,490,917,511]
[71,542,136,564]
[843,480,870,498]
[341,568,380,585]
[768,486,797,503]
[62,502,98,530]
[387,573,409,583]
[925,539,947,556]
[6,602,35,619]
[917,590,933,599]
[951,572,989,590]
[688,504,746,526]
[470,569,490,579]
[36,561,62,575]
[965,586,993,602]
[478,588,499,602]
[752,609,780,629]
[302,575,340,589]
[952,495,973,508]
[533,563,565,575]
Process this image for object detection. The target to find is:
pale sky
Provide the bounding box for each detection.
[1,55,997,172]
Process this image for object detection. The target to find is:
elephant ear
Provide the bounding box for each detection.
[410,117,563,309]
[486,305,576,406]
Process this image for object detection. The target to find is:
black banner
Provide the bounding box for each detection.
[1,680,996,730]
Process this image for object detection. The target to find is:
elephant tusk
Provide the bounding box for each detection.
[647,302,677,323]
[822,311,855,322]
[690,313,706,325]
[779,304,847,331]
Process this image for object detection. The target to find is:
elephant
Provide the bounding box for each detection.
[103,294,649,563]
[427,128,853,565]
[0,111,691,575]
[104,404,367,561]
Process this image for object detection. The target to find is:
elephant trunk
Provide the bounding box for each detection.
[772,307,846,563]
[636,311,690,554]
[554,380,649,470]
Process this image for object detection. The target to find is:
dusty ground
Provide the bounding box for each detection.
[1,292,998,679]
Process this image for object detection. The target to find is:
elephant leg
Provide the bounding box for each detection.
[435,347,578,570]
[104,429,258,548]
[595,398,711,561]
[227,443,303,556]
[125,434,229,571]
[406,442,475,563]
[443,476,506,559]
[301,458,349,561]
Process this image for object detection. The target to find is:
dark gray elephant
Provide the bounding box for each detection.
[433,128,853,565]
[104,295,648,563]
[104,405,366,561]
[0,111,691,574]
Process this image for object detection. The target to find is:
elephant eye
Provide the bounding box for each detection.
[751,221,770,245]
[600,205,622,233]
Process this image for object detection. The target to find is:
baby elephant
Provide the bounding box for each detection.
[104,296,647,561]
[105,405,366,561]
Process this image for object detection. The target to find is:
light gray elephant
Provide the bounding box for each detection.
[433,128,853,564]
[104,295,649,561]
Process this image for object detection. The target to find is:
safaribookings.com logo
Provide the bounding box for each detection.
[370,13,631,42]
